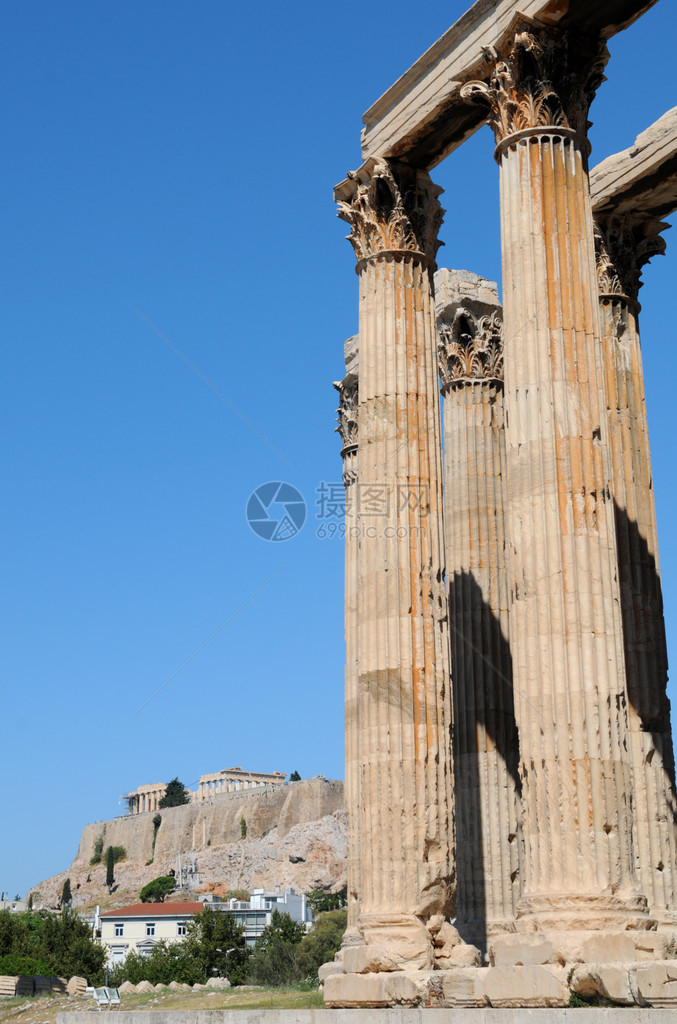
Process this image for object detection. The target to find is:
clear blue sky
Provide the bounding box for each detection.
[1,1,675,899]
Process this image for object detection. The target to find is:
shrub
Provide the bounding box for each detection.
[0,952,52,976]
[90,834,104,865]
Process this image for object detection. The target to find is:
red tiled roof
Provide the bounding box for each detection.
[100,902,204,917]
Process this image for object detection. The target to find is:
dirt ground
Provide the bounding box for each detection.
[0,986,324,1024]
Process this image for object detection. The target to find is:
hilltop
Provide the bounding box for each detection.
[28,778,346,911]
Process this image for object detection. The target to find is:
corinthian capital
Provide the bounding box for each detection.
[335,159,444,266]
[438,307,503,389]
[460,24,609,144]
[334,373,359,448]
[594,213,669,302]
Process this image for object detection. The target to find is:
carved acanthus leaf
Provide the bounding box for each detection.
[337,159,444,265]
[594,214,669,301]
[438,307,503,387]
[334,373,358,447]
[461,25,609,142]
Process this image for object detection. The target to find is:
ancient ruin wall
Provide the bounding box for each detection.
[75,778,344,868]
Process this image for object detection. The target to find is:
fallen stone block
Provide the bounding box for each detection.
[134,979,154,993]
[635,961,677,1007]
[324,969,427,1007]
[436,943,482,968]
[318,960,345,983]
[205,976,231,989]
[484,964,569,1007]
[569,963,634,1005]
[439,967,488,1007]
[117,980,136,993]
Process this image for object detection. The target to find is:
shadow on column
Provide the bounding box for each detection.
[614,503,677,905]
[448,569,521,958]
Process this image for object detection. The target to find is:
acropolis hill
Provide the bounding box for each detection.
[29,777,346,912]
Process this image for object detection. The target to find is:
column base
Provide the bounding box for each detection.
[323,961,677,1008]
[490,928,670,967]
[343,913,434,973]
[515,891,652,932]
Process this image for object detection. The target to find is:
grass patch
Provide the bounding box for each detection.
[0,984,324,1024]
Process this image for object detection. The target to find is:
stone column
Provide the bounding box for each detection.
[334,336,360,944]
[335,158,456,971]
[463,27,649,935]
[436,269,521,950]
[595,213,677,922]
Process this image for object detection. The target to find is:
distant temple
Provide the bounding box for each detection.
[123,767,286,815]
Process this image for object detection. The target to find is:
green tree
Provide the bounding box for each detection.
[306,887,347,914]
[159,778,190,808]
[183,908,250,984]
[61,878,72,907]
[240,817,247,839]
[0,908,105,982]
[140,876,176,903]
[247,910,305,986]
[106,845,115,891]
[295,909,347,981]
[289,770,301,782]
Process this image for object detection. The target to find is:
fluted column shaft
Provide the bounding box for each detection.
[437,276,520,948]
[595,215,677,920]
[464,28,647,931]
[335,352,360,939]
[336,159,454,969]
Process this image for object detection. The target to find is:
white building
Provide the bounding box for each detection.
[99,889,312,963]
[99,902,203,965]
[215,888,311,946]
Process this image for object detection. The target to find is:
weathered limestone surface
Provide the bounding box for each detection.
[435,268,520,952]
[332,0,677,1007]
[335,336,360,946]
[335,159,456,970]
[594,211,677,923]
[462,25,648,932]
[324,960,677,1009]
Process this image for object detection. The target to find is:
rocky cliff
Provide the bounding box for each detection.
[30,778,346,911]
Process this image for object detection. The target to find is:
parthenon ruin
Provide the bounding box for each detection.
[124,767,286,814]
[329,0,677,1009]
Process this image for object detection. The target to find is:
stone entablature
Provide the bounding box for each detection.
[193,767,286,802]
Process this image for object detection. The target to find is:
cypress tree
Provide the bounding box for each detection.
[106,846,115,891]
